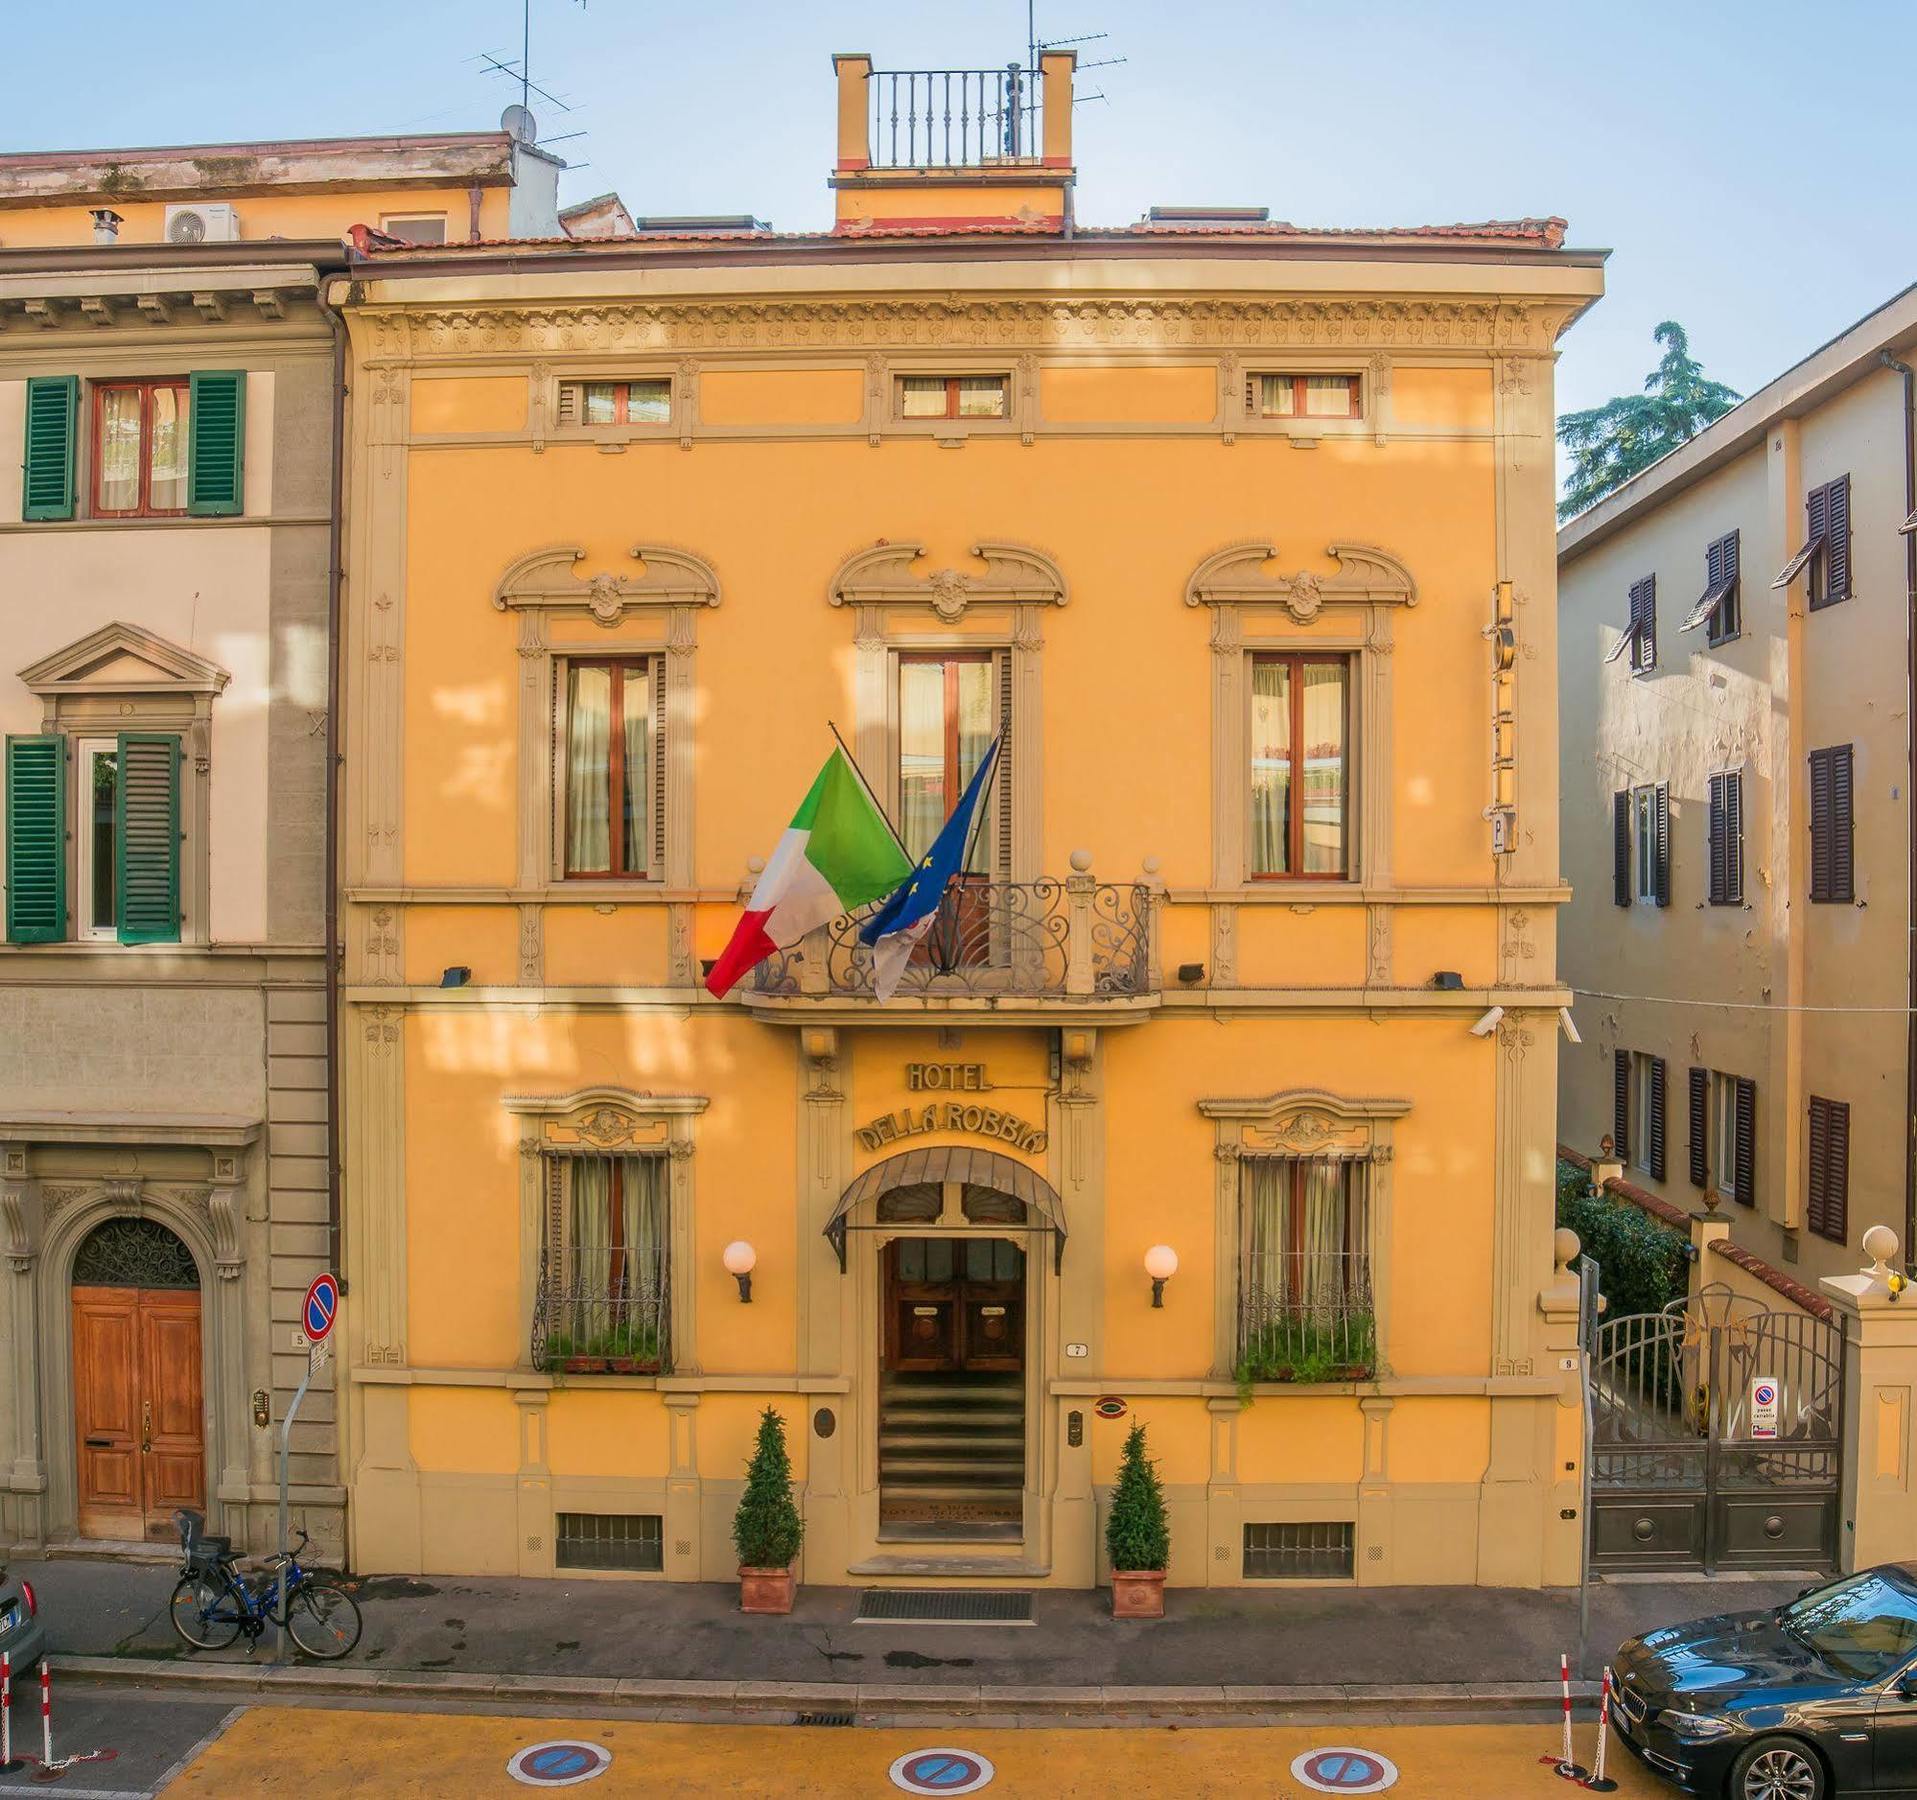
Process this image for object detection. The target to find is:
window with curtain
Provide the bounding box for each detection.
[93,379,190,516]
[897,375,1009,419]
[562,659,657,877]
[897,654,998,870]
[540,1154,669,1370]
[1237,1157,1374,1382]
[1249,655,1350,878]
[1248,373,1362,419]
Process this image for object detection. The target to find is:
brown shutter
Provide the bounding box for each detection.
[1648,1057,1668,1181]
[995,648,1014,878]
[1653,782,1671,907]
[1613,1052,1631,1161]
[1732,1077,1757,1208]
[1831,744,1854,902]
[1809,748,1837,902]
[1828,1100,1850,1243]
[1806,481,1830,587]
[1724,770,1744,904]
[1688,1066,1709,1187]
[1628,576,1656,671]
[1707,774,1728,904]
[1613,791,1631,906]
[1825,475,1851,602]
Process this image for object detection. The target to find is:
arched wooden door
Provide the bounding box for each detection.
[70,1219,204,1542]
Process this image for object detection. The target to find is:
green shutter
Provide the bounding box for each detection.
[5,735,67,942]
[186,370,245,516]
[22,376,78,521]
[115,733,180,945]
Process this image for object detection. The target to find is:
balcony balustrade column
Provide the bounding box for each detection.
[1065,849,1096,997]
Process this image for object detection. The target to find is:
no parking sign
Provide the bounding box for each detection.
[1289,1747,1399,1794]
[1750,1377,1780,1440]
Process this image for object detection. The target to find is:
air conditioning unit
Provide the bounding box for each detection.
[165,203,239,245]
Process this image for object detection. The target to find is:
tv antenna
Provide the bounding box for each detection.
[474,0,587,137]
[1025,7,1126,95]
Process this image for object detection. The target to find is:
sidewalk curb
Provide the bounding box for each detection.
[48,1656,1600,1717]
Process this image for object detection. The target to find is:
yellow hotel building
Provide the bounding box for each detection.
[334,52,1605,1590]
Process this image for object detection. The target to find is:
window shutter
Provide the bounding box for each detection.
[1653,782,1671,907]
[1648,1056,1668,1181]
[651,653,667,875]
[22,375,79,521]
[1825,475,1850,601]
[5,734,66,943]
[1826,1100,1850,1243]
[1244,373,1259,413]
[1612,1052,1630,1162]
[1613,791,1631,907]
[1628,576,1656,671]
[1724,771,1744,904]
[1732,1077,1757,1209]
[1707,774,1728,905]
[557,382,580,426]
[186,370,246,517]
[1688,1066,1709,1187]
[114,732,181,945]
[1806,481,1829,563]
[995,648,1014,878]
[1806,1101,1829,1239]
[1809,744,1855,905]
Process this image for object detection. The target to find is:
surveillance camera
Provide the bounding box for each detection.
[1559,1005,1582,1044]
[1470,1005,1505,1038]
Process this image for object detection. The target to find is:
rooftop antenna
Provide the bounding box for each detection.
[473,0,587,137]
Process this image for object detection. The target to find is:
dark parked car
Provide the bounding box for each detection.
[0,1565,45,1681]
[1614,1565,1917,1798]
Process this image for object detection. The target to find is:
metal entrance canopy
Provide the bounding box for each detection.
[826,1146,1066,1273]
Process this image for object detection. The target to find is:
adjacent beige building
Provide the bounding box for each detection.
[1559,283,1917,1288]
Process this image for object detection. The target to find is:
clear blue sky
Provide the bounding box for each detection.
[11,0,1915,434]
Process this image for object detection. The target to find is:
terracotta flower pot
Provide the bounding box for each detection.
[738,1564,797,1615]
[1110,1568,1166,1619]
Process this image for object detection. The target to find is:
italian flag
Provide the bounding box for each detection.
[705,747,913,998]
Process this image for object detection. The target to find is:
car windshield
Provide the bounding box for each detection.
[1782,1571,1917,1681]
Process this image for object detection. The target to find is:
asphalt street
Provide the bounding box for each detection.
[0,1688,234,1798]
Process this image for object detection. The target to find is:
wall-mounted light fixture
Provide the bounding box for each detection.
[723,1239,757,1303]
[1145,1244,1178,1308]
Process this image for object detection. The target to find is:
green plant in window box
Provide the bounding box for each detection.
[1233,1310,1378,1401]
[542,1318,662,1373]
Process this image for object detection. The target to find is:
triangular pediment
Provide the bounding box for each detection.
[18,622,231,697]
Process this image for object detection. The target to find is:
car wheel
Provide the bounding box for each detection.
[1729,1737,1825,1800]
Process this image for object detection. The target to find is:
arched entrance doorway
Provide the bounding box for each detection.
[828,1148,1067,1546]
[70,1218,205,1542]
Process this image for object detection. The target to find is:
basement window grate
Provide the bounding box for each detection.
[555,1511,664,1572]
[855,1588,1033,1624]
[792,1712,855,1727]
[1243,1520,1354,1580]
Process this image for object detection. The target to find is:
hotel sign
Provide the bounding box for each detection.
[856,1100,1046,1156]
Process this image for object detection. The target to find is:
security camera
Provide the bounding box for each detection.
[1470,1005,1505,1038]
[1559,1005,1582,1044]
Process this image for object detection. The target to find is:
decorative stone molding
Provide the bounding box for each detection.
[1,1188,29,1274]
[1184,542,1417,619]
[1201,1087,1408,1378]
[363,296,1582,363]
[19,622,232,703]
[827,541,1067,618]
[506,1087,709,1376]
[492,544,722,625]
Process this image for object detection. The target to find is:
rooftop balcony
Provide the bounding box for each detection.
[863,64,1047,170]
[747,856,1158,1017]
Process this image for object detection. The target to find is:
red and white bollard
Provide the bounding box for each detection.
[38,1658,50,1770]
[1581,1668,1619,1792]
[1538,1651,1590,1781]
[0,1647,16,1773]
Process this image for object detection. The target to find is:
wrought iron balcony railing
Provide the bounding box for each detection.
[531,1246,669,1375]
[1236,1268,1377,1384]
[752,868,1156,1001]
[866,64,1044,170]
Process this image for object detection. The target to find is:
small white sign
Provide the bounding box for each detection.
[1065,1342,1088,1358]
[308,1338,332,1376]
[1750,1377,1780,1440]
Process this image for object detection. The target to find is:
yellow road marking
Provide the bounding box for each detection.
[164,1706,1666,1797]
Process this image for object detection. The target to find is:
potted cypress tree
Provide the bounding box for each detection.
[733,1405,804,1614]
[1105,1421,1171,1618]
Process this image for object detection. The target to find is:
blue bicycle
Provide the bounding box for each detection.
[167,1508,362,1659]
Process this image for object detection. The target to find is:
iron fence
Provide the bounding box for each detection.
[531,1245,669,1373]
[1236,1256,1376,1383]
[866,65,1044,169]
[751,877,1154,1000]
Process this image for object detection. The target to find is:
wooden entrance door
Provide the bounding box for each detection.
[883,1238,1025,1375]
[72,1249,204,1543]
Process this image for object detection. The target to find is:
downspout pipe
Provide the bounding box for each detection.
[1884,349,1917,1273]
[316,257,351,1289]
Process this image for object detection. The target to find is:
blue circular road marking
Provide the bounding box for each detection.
[889,1747,994,1795]
[507,1740,612,1788]
[1290,1746,1399,1794]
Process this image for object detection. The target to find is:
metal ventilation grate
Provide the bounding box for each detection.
[791,1713,855,1727]
[1243,1520,1355,1580]
[555,1511,663,1572]
[855,1588,1033,1624]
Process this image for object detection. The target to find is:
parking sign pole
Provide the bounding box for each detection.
[280,1272,339,1663]
[1576,1253,1600,1680]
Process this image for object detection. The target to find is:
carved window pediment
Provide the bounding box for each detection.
[1186,543,1417,622]
[1201,1087,1408,1160]
[19,622,231,707]
[828,540,1067,621]
[505,1086,708,1156]
[492,544,721,628]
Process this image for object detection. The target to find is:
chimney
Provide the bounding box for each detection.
[90,208,122,243]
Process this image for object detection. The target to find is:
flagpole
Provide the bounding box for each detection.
[827,721,912,862]
[957,728,1008,880]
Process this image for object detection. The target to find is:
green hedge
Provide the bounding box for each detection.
[1555,1159,1687,1320]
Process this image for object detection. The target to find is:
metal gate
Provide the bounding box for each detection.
[1589,1283,1843,1573]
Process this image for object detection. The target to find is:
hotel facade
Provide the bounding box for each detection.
[334,52,1605,1589]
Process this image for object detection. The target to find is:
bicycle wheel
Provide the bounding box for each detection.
[169,1571,242,1651]
[284,1574,362,1660]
